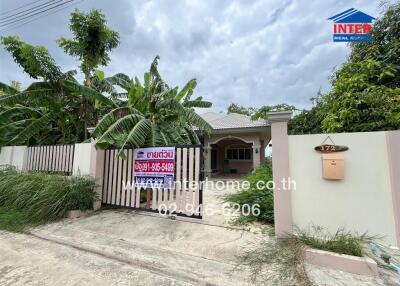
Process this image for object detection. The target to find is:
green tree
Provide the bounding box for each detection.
[288,95,324,135]
[227,103,254,116]
[290,2,400,134]
[93,56,212,157]
[58,9,120,138]
[320,3,400,132]
[251,103,296,120]
[321,59,400,132]
[227,103,295,120]
[58,9,119,88]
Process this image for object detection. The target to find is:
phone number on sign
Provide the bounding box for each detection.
[134,161,174,173]
[157,203,260,217]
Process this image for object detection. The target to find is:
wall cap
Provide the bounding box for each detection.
[305,248,378,276]
[267,111,293,123]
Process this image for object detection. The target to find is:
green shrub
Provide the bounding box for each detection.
[0,168,97,230]
[225,160,274,224]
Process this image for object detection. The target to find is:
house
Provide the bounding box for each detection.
[198,112,270,177]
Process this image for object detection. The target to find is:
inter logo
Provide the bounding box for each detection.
[328,8,375,42]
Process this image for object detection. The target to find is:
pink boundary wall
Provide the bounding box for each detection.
[386,131,400,246]
[268,111,293,236]
[266,112,400,276]
[90,139,105,211]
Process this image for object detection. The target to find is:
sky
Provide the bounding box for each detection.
[0,0,388,112]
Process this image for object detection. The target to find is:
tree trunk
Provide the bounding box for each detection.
[82,73,91,141]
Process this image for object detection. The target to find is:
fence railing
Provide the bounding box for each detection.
[25,144,75,175]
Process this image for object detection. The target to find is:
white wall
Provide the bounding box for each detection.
[0,146,13,166]
[0,146,27,170]
[289,131,397,246]
[72,143,92,176]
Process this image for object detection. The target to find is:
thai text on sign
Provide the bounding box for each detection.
[134,147,175,189]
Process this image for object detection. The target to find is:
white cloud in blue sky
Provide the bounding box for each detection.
[0,0,388,111]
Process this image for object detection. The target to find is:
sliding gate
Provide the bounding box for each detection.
[101,145,203,219]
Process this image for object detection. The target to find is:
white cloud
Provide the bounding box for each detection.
[0,0,387,111]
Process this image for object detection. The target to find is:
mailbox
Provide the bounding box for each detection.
[322,154,344,180]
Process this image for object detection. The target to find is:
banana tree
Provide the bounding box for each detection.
[0,78,115,146]
[92,56,213,157]
[0,36,115,146]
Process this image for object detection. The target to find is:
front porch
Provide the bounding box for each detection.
[198,112,271,178]
[203,132,270,178]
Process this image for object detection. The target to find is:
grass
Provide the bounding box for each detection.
[240,235,313,286]
[0,167,97,232]
[225,160,274,225]
[0,207,45,232]
[240,226,374,285]
[296,225,374,257]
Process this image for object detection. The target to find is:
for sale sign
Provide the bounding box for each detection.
[134,147,175,189]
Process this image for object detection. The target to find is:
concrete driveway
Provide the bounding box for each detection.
[0,179,397,285]
[0,210,261,286]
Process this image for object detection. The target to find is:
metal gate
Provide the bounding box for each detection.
[101,145,203,219]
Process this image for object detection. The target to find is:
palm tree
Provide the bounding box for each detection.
[92,56,212,157]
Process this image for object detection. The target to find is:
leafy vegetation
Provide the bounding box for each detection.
[58,9,120,88]
[227,102,296,120]
[0,167,96,232]
[225,160,274,224]
[92,56,212,156]
[0,9,118,147]
[0,8,210,149]
[294,2,400,134]
[58,9,120,138]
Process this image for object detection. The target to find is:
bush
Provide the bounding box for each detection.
[0,168,97,231]
[225,160,274,224]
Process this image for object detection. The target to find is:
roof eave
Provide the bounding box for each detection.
[196,125,270,135]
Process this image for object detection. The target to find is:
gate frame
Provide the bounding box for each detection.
[100,144,204,219]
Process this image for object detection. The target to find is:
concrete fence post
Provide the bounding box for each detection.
[90,139,105,210]
[267,111,293,237]
[252,138,261,171]
[386,131,400,246]
[203,136,212,178]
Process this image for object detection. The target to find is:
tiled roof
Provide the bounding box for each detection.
[199,112,268,130]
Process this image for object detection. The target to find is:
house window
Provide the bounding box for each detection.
[225,148,252,160]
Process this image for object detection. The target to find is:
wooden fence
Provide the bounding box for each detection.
[102,146,203,218]
[24,145,75,175]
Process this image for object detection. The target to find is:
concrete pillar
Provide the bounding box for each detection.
[90,139,105,210]
[72,143,92,176]
[203,136,212,178]
[260,140,266,165]
[386,131,400,247]
[252,139,261,171]
[268,111,293,238]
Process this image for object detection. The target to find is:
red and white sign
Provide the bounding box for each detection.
[134,147,175,189]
